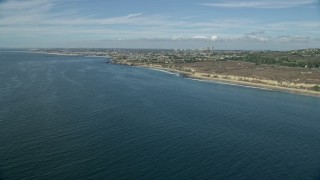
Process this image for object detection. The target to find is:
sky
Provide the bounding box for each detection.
[0,0,320,50]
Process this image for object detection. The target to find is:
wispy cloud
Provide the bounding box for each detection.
[278,36,310,43]
[0,1,173,27]
[244,31,265,36]
[0,0,54,11]
[0,0,319,49]
[0,0,65,25]
[126,13,143,18]
[202,0,317,9]
[0,0,252,32]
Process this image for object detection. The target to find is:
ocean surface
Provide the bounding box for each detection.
[1,50,320,180]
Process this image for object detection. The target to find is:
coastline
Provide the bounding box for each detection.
[32,51,81,56]
[135,64,320,97]
[30,51,320,97]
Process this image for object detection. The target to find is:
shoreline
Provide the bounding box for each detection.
[135,64,320,97]
[29,51,320,97]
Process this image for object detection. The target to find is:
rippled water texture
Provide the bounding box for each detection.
[1,51,320,179]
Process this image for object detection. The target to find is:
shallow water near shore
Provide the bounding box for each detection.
[1,51,320,179]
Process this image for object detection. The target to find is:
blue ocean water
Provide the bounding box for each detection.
[0,51,320,179]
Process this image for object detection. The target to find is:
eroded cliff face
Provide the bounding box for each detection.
[136,63,320,94]
[192,72,318,89]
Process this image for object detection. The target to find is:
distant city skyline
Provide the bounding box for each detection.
[0,0,320,50]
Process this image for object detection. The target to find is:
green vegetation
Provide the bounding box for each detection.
[243,54,278,65]
[223,49,320,68]
[312,85,320,92]
[231,53,320,68]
